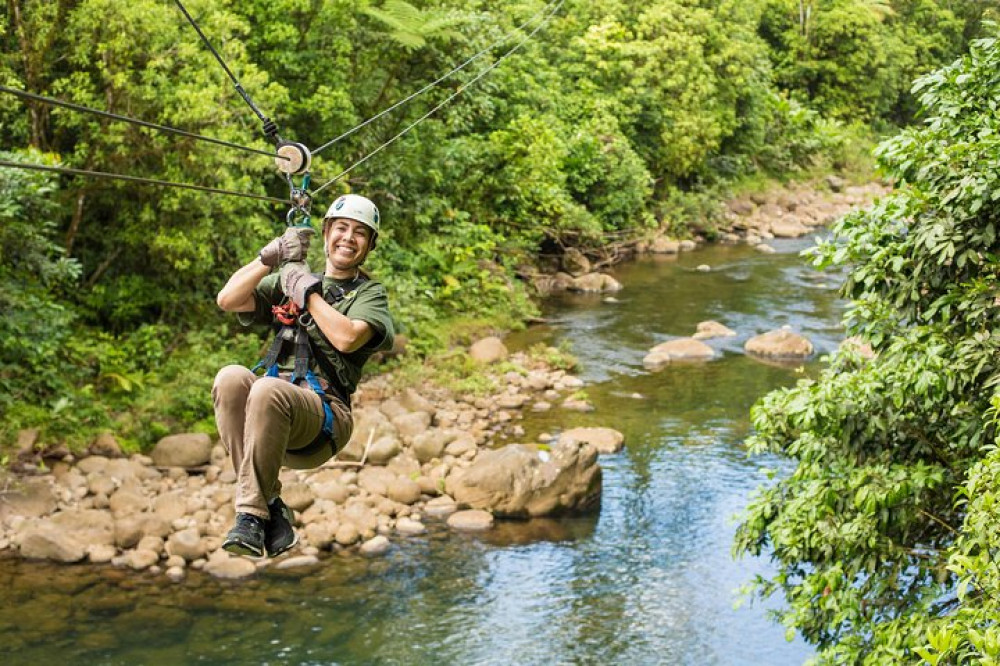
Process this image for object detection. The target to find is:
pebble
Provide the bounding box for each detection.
[447,510,494,531]
[274,555,320,570]
[396,518,426,535]
[360,536,391,557]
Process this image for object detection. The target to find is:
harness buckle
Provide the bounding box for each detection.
[272,301,300,326]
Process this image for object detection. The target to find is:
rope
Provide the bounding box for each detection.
[0,86,285,161]
[311,0,562,156]
[0,160,289,205]
[171,0,274,128]
[311,0,565,196]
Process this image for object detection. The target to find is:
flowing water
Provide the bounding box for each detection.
[0,236,844,665]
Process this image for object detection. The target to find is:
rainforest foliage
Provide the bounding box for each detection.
[0,0,990,449]
[734,28,1000,665]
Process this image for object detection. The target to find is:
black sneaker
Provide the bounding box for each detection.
[266,497,298,557]
[223,513,266,558]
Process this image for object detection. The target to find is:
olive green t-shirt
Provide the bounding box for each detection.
[237,273,395,399]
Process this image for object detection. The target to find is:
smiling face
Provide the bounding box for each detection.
[323,217,375,277]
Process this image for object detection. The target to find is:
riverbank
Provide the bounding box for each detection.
[527,176,887,296]
[1,341,615,579]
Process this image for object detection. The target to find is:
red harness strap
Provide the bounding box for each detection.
[271,301,300,326]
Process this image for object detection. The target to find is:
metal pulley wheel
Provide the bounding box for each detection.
[275,141,311,175]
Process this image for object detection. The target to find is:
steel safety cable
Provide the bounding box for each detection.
[311,0,564,197]
[0,160,289,205]
[171,0,277,132]
[311,0,563,156]
[0,86,286,161]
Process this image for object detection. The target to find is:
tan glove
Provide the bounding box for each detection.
[280,261,322,309]
[259,226,315,268]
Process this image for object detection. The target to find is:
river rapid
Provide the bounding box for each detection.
[0,235,840,665]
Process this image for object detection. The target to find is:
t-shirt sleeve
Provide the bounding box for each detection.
[344,282,395,352]
[236,273,282,327]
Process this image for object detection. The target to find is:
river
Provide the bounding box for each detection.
[0,235,842,665]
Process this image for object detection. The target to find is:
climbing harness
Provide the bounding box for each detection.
[250,273,368,456]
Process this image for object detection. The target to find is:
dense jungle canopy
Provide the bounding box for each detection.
[2,2,1000,661]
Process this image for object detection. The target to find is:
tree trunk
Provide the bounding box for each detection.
[65,190,87,255]
[8,0,46,148]
[84,247,122,289]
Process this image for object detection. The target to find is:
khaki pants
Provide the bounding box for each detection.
[212,365,352,518]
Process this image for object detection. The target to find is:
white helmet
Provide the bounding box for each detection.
[324,194,380,236]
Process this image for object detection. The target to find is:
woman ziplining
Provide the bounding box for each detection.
[171,0,563,557]
[213,194,394,557]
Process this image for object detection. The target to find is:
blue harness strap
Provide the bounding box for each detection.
[305,369,335,441]
[253,322,336,452]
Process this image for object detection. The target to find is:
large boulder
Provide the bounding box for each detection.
[643,338,714,369]
[745,329,814,359]
[558,427,624,454]
[150,433,213,467]
[469,337,509,364]
[445,440,601,518]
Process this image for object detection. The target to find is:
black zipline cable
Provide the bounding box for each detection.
[310,0,562,157]
[311,0,565,196]
[0,86,286,161]
[0,160,289,205]
[171,0,276,134]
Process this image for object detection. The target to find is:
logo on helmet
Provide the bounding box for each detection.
[334,197,346,210]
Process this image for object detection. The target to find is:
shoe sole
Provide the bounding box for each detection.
[266,533,299,558]
[223,537,264,558]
